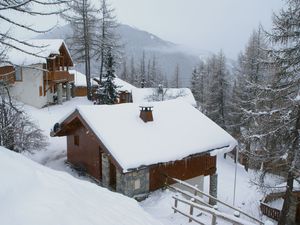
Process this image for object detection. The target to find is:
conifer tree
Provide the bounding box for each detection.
[252,1,300,223]
[206,51,229,129]
[96,0,119,83]
[95,48,118,104]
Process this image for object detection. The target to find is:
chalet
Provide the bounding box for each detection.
[0,39,74,108]
[70,70,98,97]
[51,100,237,199]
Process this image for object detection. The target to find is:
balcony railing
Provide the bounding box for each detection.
[0,73,15,84]
[46,70,74,82]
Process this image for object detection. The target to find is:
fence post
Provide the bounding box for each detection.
[189,198,195,222]
[211,214,217,225]
[194,184,198,196]
[174,194,178,213]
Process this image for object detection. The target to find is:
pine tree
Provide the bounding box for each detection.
[129,56,138,86]
[229,29,271,169]
[150,55,158,87]
[139,51,146,88]
[251,1,300,223]
[95,48,119,104]
[191,60,206,110]
[120,59,128,81]
[96,0,119,83]
[206,51,229,129]
[172,64,181,88]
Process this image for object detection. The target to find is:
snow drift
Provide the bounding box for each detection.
[0,146,161,225]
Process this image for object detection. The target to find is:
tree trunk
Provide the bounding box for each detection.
[278,171,295,225]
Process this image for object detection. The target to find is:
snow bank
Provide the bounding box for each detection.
[58,99,237,171]
[0,146,161,225]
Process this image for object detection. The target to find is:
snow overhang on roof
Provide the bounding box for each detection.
[6,39,73,66]
[53,99,237,172]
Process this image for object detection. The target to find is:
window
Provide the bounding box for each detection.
[39,86,43,96]
[74,135,79,146]
[134,179,141,190]
[15,67,22,81]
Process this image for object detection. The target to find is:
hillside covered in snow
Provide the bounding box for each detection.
[0,146,161,225]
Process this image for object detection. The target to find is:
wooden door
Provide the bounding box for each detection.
[109,160,116,190]
[99,149,102,180]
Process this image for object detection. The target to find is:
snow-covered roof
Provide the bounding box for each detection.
[0,146,161,225]
[58,99,237,172]
[132,88,197,107]
[6,39,71,65]
[70,70,98,87]
[114,77,136,92]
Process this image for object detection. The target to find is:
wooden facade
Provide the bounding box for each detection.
[74,86,88,97]
[149,154,216,191]
[119,91,133,103]
[52,111,217,194]
[0,66,15,84]
[66,119,102,180]
[42,42,74,95]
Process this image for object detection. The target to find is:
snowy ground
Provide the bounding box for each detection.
[22,97,277,224]
[0,146,162,225]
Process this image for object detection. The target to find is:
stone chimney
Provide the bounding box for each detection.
[139,106,153,123]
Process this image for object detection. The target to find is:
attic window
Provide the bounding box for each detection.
[74,135,79,146]
[134,179,141,190]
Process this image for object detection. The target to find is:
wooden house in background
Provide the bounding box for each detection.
[51,100,237,198]
[70,70,98,97]
[0,39,74,108]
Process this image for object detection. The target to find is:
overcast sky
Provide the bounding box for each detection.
[18,0,285,59]
[109,0,284,59]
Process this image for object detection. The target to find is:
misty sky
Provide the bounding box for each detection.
[17,0,285,59]
[109,0,284,59]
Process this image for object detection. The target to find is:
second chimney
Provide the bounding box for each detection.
[139,106,153,123]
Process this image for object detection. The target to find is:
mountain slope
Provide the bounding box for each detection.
[36,23,208,86]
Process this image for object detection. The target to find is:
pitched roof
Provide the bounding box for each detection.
[132,88,197,107]
[55,99,237,172]
[6,39,72,66]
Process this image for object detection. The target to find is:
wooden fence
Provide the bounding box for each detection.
[260,202,280,221]
[168,177,264,225]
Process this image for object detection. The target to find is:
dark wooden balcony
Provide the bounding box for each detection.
[0,66,15,84]
[45,70,74,82]
[0,73,15,84]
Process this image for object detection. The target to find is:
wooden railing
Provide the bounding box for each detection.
[172,196,255,225]
[260,202,280,221]
[169,177,264,225]
[260,192,284,221]
[46,71,74,82]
